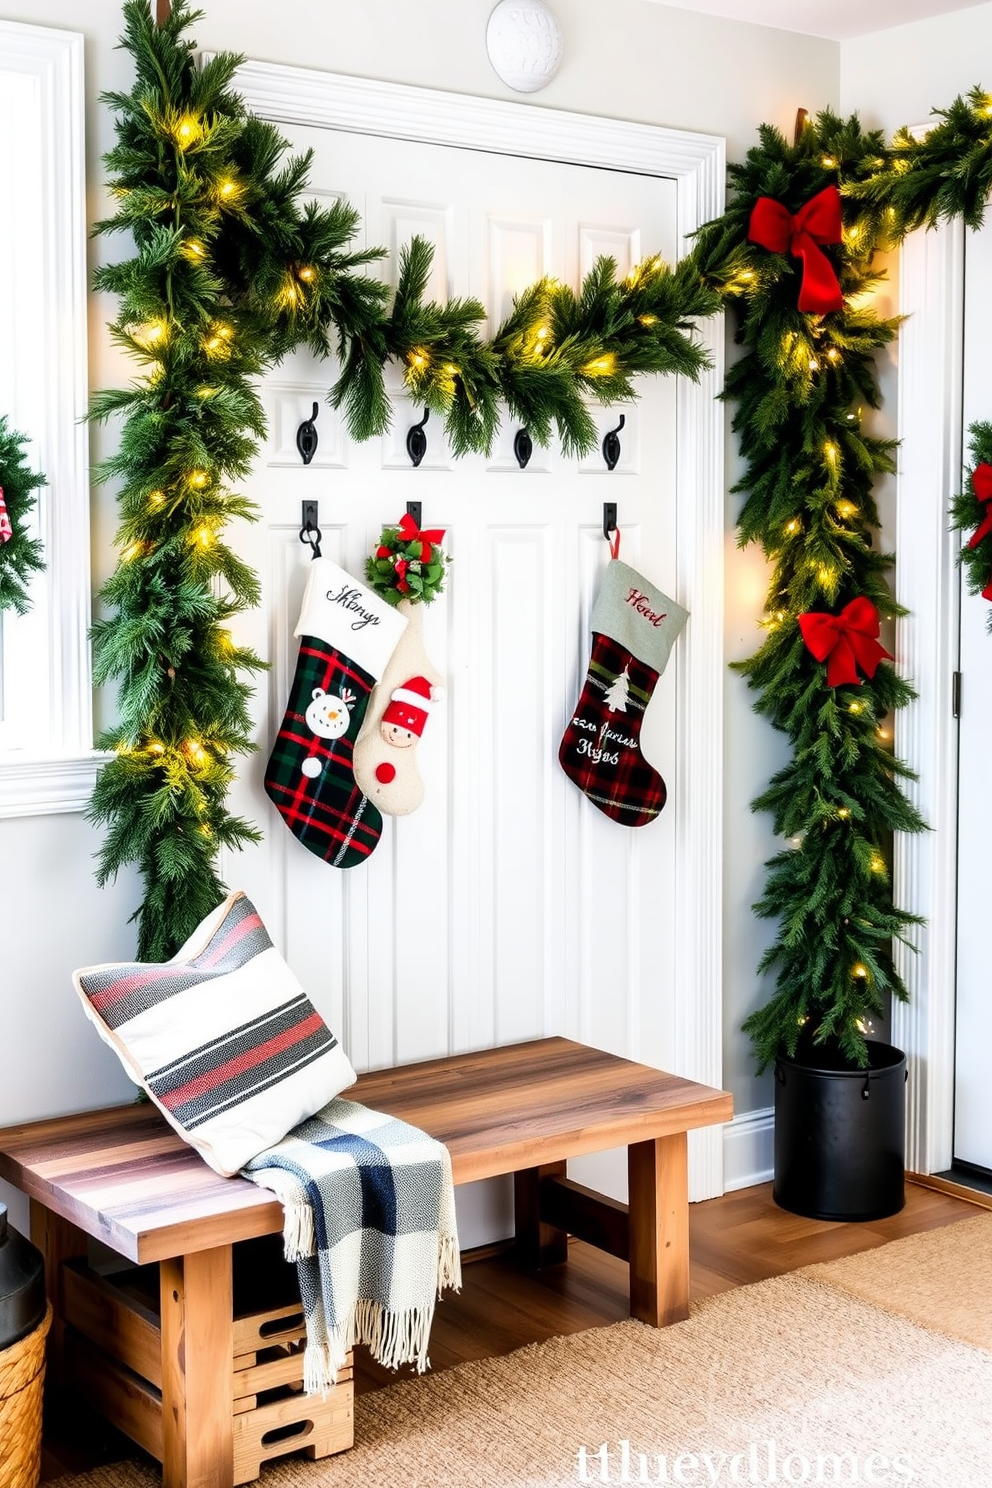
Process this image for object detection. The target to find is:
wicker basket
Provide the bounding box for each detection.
[0,1303,52,1488]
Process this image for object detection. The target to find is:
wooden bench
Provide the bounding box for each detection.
[0,1036,731,1488]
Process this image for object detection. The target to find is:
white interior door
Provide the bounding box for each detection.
[214,64,725,1227]
[954,219,992,1172]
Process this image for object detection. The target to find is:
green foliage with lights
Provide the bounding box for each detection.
[851,87,992,233]
[693,111,928,1072]
[91,0,716,960]
[0,415,46,617]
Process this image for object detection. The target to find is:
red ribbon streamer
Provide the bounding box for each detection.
[968,464,992,600]
[748,185,845,314]
[0,488,11,544]
[798,596,893,687]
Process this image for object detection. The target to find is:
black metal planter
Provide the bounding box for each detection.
[773,1040,907,1221]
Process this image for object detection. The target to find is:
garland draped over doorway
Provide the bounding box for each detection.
[90,2,992,1073]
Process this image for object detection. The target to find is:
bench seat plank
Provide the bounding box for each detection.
[0,1038,730,1264]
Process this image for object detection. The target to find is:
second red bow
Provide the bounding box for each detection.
[798,596,892,688]
[748,185,845,315]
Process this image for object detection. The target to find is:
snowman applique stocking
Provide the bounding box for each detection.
[558,554,688,826]
[265,557,407,868]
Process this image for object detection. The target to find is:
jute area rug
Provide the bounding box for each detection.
[59,1213,992,1488]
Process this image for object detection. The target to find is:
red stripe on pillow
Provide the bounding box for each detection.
[90,966,170,1015]
[196,910,265,970]
[158,1010,327,1110]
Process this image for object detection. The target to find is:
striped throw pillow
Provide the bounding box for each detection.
[73,891,356,1177]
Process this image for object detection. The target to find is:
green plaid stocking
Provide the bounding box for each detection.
[559,557,687,827]
[265,559,407,868]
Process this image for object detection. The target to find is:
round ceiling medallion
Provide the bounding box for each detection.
[486,1,564,94]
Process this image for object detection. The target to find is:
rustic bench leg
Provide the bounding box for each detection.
[514,1160,568,1268]
[627,1132,690,1327]
[160,1246,234,1488]
[29,1199,88,1404]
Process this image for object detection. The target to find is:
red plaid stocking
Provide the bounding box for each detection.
[265,559,407,868]
[559,554,687,827]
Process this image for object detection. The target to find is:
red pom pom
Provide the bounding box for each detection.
[376,762,397,784]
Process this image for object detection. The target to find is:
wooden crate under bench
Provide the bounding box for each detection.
[59,1233,353,1485]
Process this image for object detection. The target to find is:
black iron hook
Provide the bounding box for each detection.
[300,500,321,559]
[603,502,618,542]
[602,414,625,471]
[296,402,319,465]
[513,428,533,469]
[406,408,430,468]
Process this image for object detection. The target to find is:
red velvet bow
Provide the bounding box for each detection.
[389,511,445,563]
[798,597,893,687]
[748,185,845,314]
[0,487,10,544]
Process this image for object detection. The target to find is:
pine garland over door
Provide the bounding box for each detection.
[90,0,992,1028]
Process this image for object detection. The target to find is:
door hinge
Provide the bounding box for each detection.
[952,671,962,719]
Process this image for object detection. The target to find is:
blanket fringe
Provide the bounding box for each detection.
[302,1296,447,1396]
[439,1230,462,1294]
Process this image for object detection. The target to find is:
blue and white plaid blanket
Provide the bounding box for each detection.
[243,1098,461,1395]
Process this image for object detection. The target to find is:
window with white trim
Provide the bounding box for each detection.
[0,22,94,818]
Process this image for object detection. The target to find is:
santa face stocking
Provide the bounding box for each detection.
[559,557,688,827]
[265,558,407,868]
[352,599,444,816]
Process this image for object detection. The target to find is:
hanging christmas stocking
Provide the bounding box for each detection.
[353,599,445,816]
[265,557,407,868]
[558,552,687,826]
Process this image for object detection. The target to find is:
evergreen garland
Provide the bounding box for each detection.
[93,0,716,960]
[0,415,46,617]
[89,0,390,959]
[851,88,992,233]
[952,422,992,629]
[693,111,927,1071]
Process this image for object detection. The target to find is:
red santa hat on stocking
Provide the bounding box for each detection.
[381,675,443,738]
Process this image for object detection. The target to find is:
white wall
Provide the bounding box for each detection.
[842,3,992,133]
[0,1,841,1225]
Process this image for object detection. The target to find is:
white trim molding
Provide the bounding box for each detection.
[0,21,92,818]
[722,1106,774,1193]
[231,60,728,1198]
[892,221,964,1176]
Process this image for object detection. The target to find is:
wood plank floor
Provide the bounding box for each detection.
[40,1177,986,1478]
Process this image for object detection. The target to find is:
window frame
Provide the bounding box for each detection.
[0,21,95,819]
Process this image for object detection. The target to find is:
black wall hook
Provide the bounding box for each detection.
[406,408,430,467]
[296,402,319,465]
[513,428,533,469]
[406,500,422,529]
[603,502,618,541]
[300,500,321,559]
[602,414,625,471]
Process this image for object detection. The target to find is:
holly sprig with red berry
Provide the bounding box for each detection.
[365,513,449,606]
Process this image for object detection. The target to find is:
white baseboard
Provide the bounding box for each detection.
[722,1106,774,1192]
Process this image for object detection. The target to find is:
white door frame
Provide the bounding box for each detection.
[230,60,728,1198]
[892,220,964,1175]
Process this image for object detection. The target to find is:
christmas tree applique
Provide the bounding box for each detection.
[603,666,631,713]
